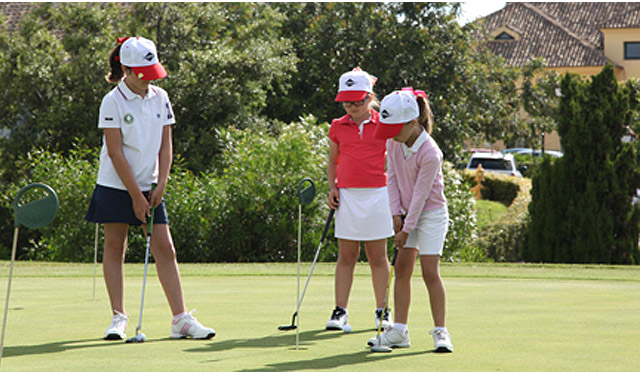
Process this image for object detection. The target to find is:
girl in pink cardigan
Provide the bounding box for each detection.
[369,88,453,353]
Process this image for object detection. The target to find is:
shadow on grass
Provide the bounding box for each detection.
[185,328,370,353]
[1,338,126,358]
[236,348,432,372]
[184,328,432,371]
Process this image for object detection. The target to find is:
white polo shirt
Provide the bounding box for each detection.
[96,81,175,191]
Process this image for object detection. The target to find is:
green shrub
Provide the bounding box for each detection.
[441,162,481,262]
[3,146,99,261]
[474,176,532,262]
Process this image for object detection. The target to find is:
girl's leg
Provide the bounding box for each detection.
[102,223,129,314]
[393,248,418,324]
[420,255,446,327]
[334,239,360,308]
[149,223,187,316]
[363,239,390,309]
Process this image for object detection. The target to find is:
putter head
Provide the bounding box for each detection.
[125,333,146,343]
[278,324,297,331]
[371,345,393,353]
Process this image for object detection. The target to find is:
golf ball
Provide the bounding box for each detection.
[343,324,352,333]
[138,333,146,342]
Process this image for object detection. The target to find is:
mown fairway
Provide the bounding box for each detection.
[0,262,638,371]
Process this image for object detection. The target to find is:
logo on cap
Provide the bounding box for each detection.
[345,78,355,87]
[381,109,391,119]
[144,52,154,62]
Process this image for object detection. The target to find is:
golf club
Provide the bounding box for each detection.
[278,207,335,331]
[371,244,399,353]
[1,183,58,368]
[126,191,156,344]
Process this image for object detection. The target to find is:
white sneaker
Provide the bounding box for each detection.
[367,326,411,348]
[374,308,392,330]
[325,307,348,330]
[170,310,216,339]
[430,329,454,352]
[104,310,128,340]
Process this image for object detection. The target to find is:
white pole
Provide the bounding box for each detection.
[93,224,99,301]
[0,227,20,369]
[296,203,301,350]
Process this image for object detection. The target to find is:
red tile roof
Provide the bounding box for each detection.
[0,2,34,32]
[480,2,640,68]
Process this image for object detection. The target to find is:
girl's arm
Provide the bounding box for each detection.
[402,153,440,234]
[103,128,149,222]
[151,125,173,208]
[327,139,340,209]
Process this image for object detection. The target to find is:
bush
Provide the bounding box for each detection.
[461,170,519,206]
[474,176,532,262]
[441,162,481,262]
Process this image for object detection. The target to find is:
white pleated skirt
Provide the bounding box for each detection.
[334,187,394,241]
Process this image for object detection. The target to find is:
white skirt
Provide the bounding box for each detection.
[334,187,394,241]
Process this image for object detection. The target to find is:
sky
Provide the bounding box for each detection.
[458,1,507,25]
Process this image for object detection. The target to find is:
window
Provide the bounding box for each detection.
[495,32,515,41]
[624,42,640,60]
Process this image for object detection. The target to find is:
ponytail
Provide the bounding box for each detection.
[105,44,124,83]
[416,95,434,134]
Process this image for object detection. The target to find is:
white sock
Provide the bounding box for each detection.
[434,326,447,333]
[173,312,187,321]
[393,323,407,332]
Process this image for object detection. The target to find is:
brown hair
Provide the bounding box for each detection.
[416,95,434,134]
[105,44,124,83]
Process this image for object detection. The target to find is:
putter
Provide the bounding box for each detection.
[1,183,58,368]
[126,191,156,344]
[279,207,335,331]
[371,244,399,353]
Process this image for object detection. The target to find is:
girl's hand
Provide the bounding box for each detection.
[132,192,151,223]
[149,183,165,209]
[394,230,409,249]
[328,188,340,209]
[393,215,404,234]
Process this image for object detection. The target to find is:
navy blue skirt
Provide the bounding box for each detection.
[85,185,169,225]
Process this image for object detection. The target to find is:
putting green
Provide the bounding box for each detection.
[0,262,638,371]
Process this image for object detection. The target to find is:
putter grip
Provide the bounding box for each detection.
[147,184,156,236]
[320,209,335,243]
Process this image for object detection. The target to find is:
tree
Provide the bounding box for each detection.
[527,65,640,264]
[268,2,520,161]
[124,2,298,173]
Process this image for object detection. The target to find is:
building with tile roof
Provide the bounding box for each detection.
[0,2,34,33]
[481,2,640,80]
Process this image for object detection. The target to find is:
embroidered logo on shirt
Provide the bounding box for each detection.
[124,113,135,125]
[381,109,390,119]
[105,117,114,121]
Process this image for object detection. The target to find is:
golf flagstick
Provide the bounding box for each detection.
[296,202,301,349]
[93,223,99,301]
[1,183,58,368]
[371,244,399,353]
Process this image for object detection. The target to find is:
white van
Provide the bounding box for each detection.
[466,152,523,177]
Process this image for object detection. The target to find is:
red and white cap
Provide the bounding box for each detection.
[119,37,167,81]
[374,90,420,139]
[335,67,377,102]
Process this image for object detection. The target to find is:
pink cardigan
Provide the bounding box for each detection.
[386,131,447,234]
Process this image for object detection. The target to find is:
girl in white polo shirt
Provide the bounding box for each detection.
[369,88,453,352]
[326,68,394,332]
[85,37,215,341]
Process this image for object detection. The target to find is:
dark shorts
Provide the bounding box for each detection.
[85,185,169,225]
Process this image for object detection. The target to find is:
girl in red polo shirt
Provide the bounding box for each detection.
[326,68,394,332]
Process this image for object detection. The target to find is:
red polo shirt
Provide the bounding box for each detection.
[329,110,387,188]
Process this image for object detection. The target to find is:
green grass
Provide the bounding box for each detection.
[1,261,639,371]
[475,199,508,228]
